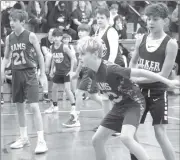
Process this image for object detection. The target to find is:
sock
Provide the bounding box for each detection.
[20,127,28,138]
[130,154,138,160]
[37,131,44,142]
[53,102,57,106]
[1,93,3,99]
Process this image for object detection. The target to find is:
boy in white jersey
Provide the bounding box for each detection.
[129,3,178,160]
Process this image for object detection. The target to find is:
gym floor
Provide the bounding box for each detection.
[1,95,179,160]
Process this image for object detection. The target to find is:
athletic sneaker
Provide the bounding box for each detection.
[42,94,50,103]
[62,114,80,128]
[112,132,121,136]
[1,97,4,104]
[35,140,48,154]
[44,105,58,114]
[10,137,30,149]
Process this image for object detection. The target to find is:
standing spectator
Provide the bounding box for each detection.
[113,15,127,39]
[48,1,77,40]
[71,1,93,32]
[109,4,119,26]
[91,1,108,17]
[26,1,47,33]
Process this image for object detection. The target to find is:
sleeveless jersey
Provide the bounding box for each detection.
[97,26,125,66]
[138,34,171,90]
[9,30,37,70]
[52,44,71,75]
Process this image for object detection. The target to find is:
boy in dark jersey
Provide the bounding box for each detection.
[44,28,76,114]
[77,36,179,160]
[1,10,48,153]
[62,24,102,128]
[129,3,178,160]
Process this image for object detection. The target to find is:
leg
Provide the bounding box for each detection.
[92,126,115,160]
[120,106,149,160]
[1,84,4,104]
[154,124,176,160]
[64,81,75,106]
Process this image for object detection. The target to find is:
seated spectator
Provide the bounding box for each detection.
[109,4,119,26]
[26,1,47,33]
[13,1,26,10]
[113,15,127,39]
[48,1,77,40]
[71,1,93,32]
[91,1,108,17]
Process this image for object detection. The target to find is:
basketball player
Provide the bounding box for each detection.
[1,9,48,153]
[62,24,102,127]
[44,28,76,114]
[129,3,178,160]
[77,36,179,160]
[94,7,125,135]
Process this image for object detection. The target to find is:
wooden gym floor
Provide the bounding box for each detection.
[1,94,179,160]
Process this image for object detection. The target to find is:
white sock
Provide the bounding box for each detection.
[37,131,44,142]
[20,127,28,138]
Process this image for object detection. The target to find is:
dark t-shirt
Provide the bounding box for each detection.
[41,36,53,54]
[90,60,144,104]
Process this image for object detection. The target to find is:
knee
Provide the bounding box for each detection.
[120,134,133,145]
[92,135,104,147]
[154,125,166,140]
[30,103,39,113]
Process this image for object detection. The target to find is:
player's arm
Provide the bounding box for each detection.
[1,36,11,74]
[64,45,76,72]
[111,65,175,87]
[134,39,178,83]
[29,32,45,75]
[107,28,119,63]
[129,35,143,68]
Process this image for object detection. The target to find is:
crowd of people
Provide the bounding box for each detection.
[1,1,180,160]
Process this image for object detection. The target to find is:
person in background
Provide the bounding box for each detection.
[47,1,77,40]
[113,15,127,39]
[109,3,119,26]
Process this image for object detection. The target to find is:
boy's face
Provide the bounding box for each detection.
[147,16,165,33]
[78,30,89,39]
[53,36,62,44]
[9,18,23,31]
[80,51,94,68]
[62,37,70,44]
[110,8,118,15]
[96,13,109,28]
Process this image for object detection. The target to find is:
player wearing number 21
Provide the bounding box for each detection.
[1,9,48,153]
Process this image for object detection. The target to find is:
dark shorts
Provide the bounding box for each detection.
[140,89,168,125]
[12,68,39,103]
[78,68,99,94]
[101,98,145,132]
[52,74,70,84]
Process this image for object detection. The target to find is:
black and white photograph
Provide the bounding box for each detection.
[1,1,180,160]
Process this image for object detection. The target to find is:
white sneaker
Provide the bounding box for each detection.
[35,140,48,154]
[10,137,30,149]
[62,114,81,128]
[44,105,58,114]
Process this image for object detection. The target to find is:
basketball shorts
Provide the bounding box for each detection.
[78,68,99,94]
[52,74,70,84]
[140,88,168,125]
[12,68,39,103]
[101,98,145,132]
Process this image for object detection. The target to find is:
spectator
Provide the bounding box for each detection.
[48,1,77,40]
[26,1,47,33]
[113,15,127,39]
[90,19,98,36]
[91,1,108,17]
[13,1,26,10]
[109,4,119,26]
[71,1,93,32]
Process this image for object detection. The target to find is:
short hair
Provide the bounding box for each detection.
[96,7,110,18]
[9,9,28,22]
[52,28,63,37]
[77,24,91,33]
[110,4,119,10]
[145,3,169,19]
[77,36,104,58]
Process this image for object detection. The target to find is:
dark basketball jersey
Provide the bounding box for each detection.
[138,34,171,90]
[9,30,37,70]
[91,60,144,107]
[52,44,71,75]
[97,26,125,66]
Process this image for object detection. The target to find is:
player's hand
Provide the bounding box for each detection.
[66,71,74,79]
[49,71,54,78]
[71,72,79,79]
[168,79,180,89]
[39,73,47,87]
